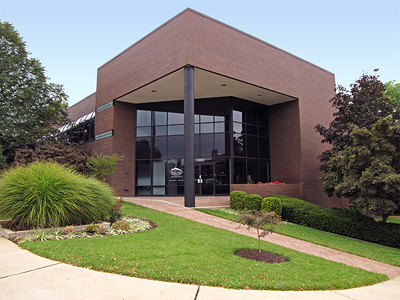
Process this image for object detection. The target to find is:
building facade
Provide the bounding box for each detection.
[67,8,347,208]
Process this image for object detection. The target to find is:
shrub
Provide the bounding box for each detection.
[244,194,262,210]
[276,195,400,248]
[13,143,88,174]
[0,161,115,228]
[87,151,123,182]
[0,145,7,171]
[110,197,123,224]
[86,223,104,234]
[111,220,131,231]
[262,197,283,215]
[230,191,247,210]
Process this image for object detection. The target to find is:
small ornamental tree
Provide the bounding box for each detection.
[322,117,400,222]
[87,152,124,182]
[236,210,281,253]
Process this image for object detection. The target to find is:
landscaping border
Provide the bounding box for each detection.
[0,221,110,239]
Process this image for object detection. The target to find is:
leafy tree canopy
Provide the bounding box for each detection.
[315,71,399,171]
[0,21,69,155]
[385,80,400,107]
[321,117,400,222]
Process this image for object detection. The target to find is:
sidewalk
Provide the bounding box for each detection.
[1,197,399,300]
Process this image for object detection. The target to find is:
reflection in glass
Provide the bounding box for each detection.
[194,135,200,158]
[200,115,213,123]
[247,135,258,158]
[153,161,166,185]
[154,111,167,125]
[214,122,225,133]
[153,187,165,195]
[200,123,213,134]
[137,110,151,126]
[200,134,214,158]
[136,127,151,137]
[247,159,259,183]
[153,137,167,159]
[168,112,184,124]
[155,126,167,136]
[214,133,226,156]
[233,110,242,123]
[233,122,243,133]
[234,158,246,183]
[136,160,151,185]
[136,138,151,159]
[215,159,229,184]
[233,133,245,156]
[168,125,184,135]
[168,136,184,158]
[136,186,151,195]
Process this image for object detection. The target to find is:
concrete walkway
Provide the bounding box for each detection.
[1,197,399,299]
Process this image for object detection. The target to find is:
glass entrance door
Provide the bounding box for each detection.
[195,163,214,195]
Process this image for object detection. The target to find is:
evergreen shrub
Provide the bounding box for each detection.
[277,195,400,248]
[243,194,262,210]
[230,191,247,210]
[262,196,283,215]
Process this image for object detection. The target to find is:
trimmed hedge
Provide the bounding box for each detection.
[276,195,400,248]
[230,191,247,210]
[244,194,262,210]
[262,197,283,215]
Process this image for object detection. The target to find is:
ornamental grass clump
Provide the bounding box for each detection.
[0,161,115,229]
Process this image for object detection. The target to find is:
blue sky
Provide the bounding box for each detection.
[1,0,399,106]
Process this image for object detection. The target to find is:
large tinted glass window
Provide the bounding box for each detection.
[168,135,184,158]
[136,97,270,194]
[136,160,151,185]
[153,137,167,159]
[136,138,151,159]
[137,110,151,126]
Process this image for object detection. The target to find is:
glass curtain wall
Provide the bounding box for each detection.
[135,97,270,195]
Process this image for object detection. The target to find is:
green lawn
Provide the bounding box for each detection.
[375,217,400,224]
[20,202,387,291]
[197,208,400,267]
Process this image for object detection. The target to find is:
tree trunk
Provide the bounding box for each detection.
[382,214,389,223]
[257,227,261,253]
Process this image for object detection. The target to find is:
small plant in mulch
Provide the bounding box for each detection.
[235,209,288,263]
[109,197,124,225]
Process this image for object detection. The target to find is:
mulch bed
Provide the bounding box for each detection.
[234,249,289,263]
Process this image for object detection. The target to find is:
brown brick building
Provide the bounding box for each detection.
[67,8,346,208]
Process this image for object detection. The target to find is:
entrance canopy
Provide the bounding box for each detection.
[117,67,296,106]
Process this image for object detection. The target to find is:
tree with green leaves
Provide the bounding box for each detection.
[321,117,400,222]
[236,210,281,253]
[315,71,399,172]
[0,21,69,158]
[385,80,400,107]
[87,152,124,182]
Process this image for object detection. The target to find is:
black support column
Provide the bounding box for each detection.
[184,66,195,207]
